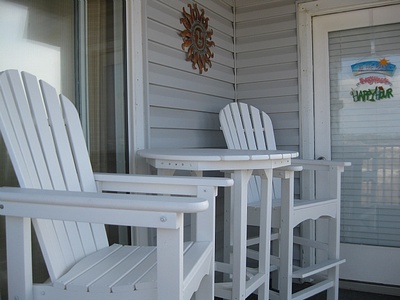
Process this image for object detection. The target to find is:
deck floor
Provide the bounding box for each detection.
[240,285,400,299]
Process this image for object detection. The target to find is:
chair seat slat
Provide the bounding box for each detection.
[112,248,157,292]
[65,245,149,292]
[54,244,123,289]
[88,246,155,293]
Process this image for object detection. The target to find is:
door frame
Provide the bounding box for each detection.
[126,0,149,174]
[297,0,400,290]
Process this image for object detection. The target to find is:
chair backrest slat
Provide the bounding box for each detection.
[39,80,82,191]
[60,95,108,251]
[21,72,67,189]
[262,112,277,150]
[60,95,97,193]
[220,102,281,201]
[0,70,108,281]
[230,103,249,149]
[0,72,40,187]
[250,105,267,150]
[220,104,241,149]
[238,103,257,150]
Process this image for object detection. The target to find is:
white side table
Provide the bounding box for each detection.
[138,148,298,300]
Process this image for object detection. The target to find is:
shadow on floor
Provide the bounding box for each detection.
[217,283,400,299]
[242,288,400,300]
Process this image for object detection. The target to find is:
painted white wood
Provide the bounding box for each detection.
[219,102,348,300]
[0,72,40,187]
[36,74,100,275]
[5,216,32,300]
[126,0,148,174]
[0,70,228,300]
[1,70,75,280]
[138,148,297,300]
[21,72,66,189]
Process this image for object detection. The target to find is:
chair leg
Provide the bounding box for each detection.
[257,169,273,299]
[6,216,33,300]
[279,173,295,300]
[326,266,340,300]
[157,226,184,300]
[327,212,341,300]
[192,263,214,300]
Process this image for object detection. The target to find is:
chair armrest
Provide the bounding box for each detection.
[0,187,207,229]
[94,173,233,196]
[277,165,304,172]
[291,159,351,171]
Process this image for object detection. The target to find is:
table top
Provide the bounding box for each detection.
[138,148,298,161]
[138,148,298,172]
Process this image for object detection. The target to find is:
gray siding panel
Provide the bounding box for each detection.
[150,107,221,130]
[146,0,299,151]
[147,0,234,149]
[235,0,299,150]
[149,85,232,113]
[151,128,225,148]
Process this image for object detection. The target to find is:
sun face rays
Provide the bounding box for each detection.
[180,4,215,74]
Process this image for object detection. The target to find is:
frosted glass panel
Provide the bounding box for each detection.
[329,24,400,247]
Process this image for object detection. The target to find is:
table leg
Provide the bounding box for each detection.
[231,169,252,300]
[258,169,273,299]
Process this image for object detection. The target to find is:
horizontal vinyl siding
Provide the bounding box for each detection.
[147,0,235,149]
[235,0,299,152]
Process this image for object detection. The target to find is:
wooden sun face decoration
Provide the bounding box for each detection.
[180,4,215,74]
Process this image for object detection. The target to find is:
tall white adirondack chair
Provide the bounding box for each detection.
[219,102,349,300]
[0,69,233,300]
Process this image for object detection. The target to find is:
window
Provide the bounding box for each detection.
[0,0,127,296]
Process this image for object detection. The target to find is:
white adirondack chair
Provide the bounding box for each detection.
[219,102,349,300]
[0,69,233,300]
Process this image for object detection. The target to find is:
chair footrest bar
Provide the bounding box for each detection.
[292,259,345,279]
[214,273,267,299]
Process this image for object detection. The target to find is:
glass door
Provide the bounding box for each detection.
[0,0,128,297]
[313,5,400,286]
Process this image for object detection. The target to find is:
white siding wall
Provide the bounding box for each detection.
[235,0,299,152]
[146,0,235,149]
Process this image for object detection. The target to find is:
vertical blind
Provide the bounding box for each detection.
[329,23,400,247]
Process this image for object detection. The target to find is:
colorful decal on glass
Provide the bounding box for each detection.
[350,58,397,102]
